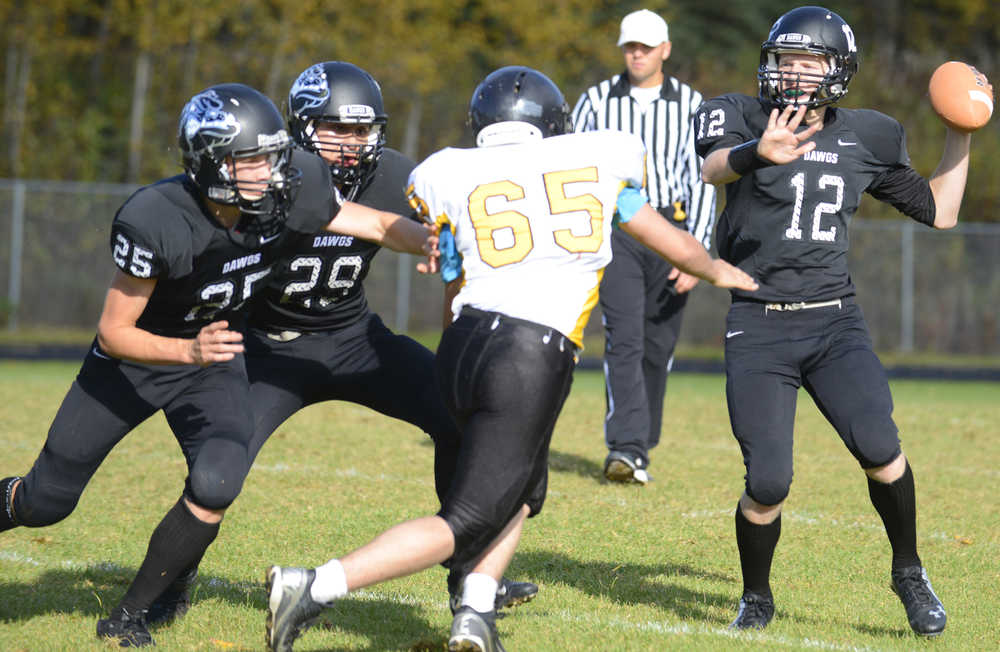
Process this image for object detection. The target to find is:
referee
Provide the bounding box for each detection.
[572,9,716,484]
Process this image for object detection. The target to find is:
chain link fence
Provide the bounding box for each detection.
[2,179,998,355]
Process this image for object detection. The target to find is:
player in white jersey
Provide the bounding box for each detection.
[412,127,645,346]
[264,67,757,652]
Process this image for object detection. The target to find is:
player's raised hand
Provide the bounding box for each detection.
[191,320,244,365]
[758,105,821,164]
[708,260,759,292]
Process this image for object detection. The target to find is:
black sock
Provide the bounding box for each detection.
[1,476,21,533]
[867,461,921,571]
[735,504,780,598]
[117,498,220,614]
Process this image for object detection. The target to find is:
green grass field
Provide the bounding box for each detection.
[0,361,997,651]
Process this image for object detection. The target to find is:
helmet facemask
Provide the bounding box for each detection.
[300,118,386,201]
[758,46,851,108]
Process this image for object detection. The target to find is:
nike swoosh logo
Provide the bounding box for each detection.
[726,330,744,339]
[91,345,112,360]
[259,232,281,244]
[837,139,857,146]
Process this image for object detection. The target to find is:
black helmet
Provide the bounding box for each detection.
[468,66,571,146]
[178,83,300,237]
[287,61,388,200]
[758,6,859,108]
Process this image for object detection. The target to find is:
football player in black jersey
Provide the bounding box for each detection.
[0,83,436,647]
[224,61,534,619]
[694,6,986,637]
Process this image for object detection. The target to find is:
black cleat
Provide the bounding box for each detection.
[96,607,154,647]
[891,566,947,637]
[493,577,538,612]
[146,566,198,626]
[448,575,539,615]
[603,451,649,484]
[729,591,774,630]
[265,566,326,652]
[449,606,506,652]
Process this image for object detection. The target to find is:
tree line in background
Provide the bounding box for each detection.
[2,0,998,222]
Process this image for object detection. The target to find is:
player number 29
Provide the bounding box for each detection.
[468,166,604,268]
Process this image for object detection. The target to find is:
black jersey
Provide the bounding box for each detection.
[249,147,417,331]
[109,149,335,338]
[694,94,936,302]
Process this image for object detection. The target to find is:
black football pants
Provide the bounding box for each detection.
[245,312,461,505]
[600,228,687,467]
[435,307,576,570]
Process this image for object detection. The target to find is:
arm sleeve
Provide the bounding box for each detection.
[693,94,753,159]
[867,167,936,226]
[614,186,647,225]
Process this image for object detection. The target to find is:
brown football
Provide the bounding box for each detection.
[928,61,994,132]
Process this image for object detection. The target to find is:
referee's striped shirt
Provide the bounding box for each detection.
[572,72,716,248]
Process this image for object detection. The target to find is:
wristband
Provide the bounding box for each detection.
[728,139,774,176]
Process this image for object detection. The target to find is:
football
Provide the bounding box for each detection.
[928,61,994,132]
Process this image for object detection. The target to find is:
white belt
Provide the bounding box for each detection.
[765,299,842,312]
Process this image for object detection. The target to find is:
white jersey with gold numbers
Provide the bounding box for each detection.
[407,130,646,347]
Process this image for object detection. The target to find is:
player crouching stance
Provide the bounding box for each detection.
[264,66,756,652]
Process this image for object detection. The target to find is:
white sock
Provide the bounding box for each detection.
[461,572,498,613]
[311,559,348,604]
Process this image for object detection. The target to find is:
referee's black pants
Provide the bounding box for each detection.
[600,226,688,468]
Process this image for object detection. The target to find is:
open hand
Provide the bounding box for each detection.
[710,260,759,291]
[757,105,821,164]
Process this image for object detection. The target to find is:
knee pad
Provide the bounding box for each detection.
[186,438,248,510]
[847,414,900,468]
[13,474,81,527]
[745,473,792,507]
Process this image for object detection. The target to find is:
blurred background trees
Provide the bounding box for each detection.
[1,0,998,221]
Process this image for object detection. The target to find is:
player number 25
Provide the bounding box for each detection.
[468,166,604,268]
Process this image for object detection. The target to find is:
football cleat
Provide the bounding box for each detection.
[891,566,946,637]
[448,575,539,615]
[265,566,327,652]
[96,607,154,647]
[449,606,506,652]
[603,451,649,485]
[146,566,198,626]
[494,577,539,612]
[729,591,775,630]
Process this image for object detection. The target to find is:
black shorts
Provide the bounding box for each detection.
[724,298,900,506]
[435,307,576,568]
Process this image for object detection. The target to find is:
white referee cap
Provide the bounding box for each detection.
[617,9,669,47]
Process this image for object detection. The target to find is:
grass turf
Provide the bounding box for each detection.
[0,361,997,650]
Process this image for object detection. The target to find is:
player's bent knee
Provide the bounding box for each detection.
[187,439,248,510]
[746,476,791,507]
[849,416,900,468]
[13,482,80,527]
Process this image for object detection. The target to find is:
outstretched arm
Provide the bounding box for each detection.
[326,201,438,256]
[620,204,758,291]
